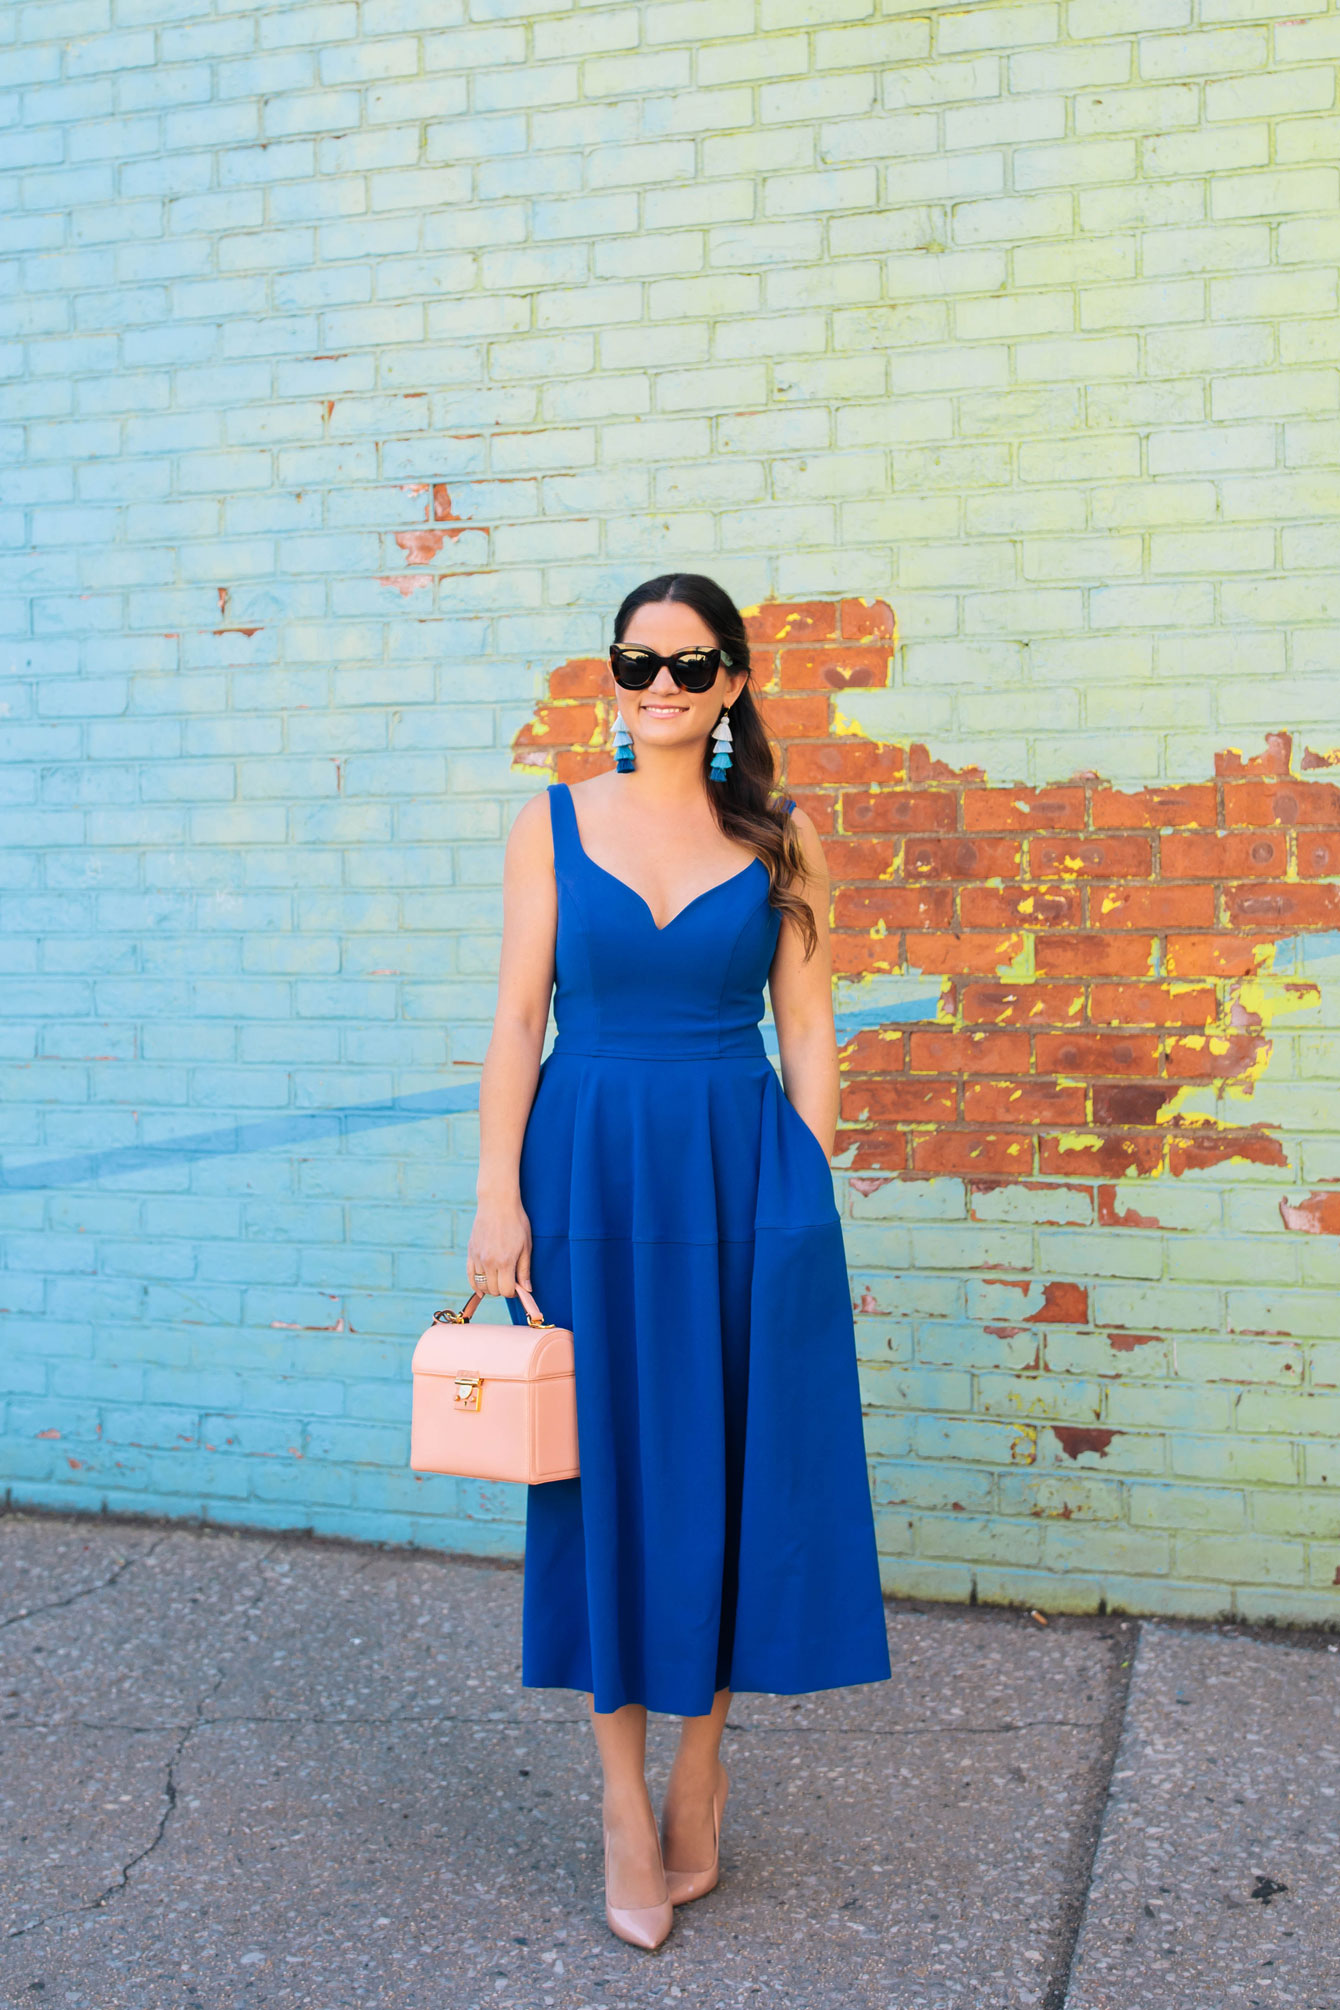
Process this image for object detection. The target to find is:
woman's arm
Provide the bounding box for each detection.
[767,807,840,1159]
[467,791,557,1299]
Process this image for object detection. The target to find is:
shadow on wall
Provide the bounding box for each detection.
[515,595,1340,1221]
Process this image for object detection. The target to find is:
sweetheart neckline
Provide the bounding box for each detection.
[561,784,766,934]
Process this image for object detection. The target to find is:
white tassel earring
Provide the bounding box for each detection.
[708,707,733,784]
[613,707,635,772]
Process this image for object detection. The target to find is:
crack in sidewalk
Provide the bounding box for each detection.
[0,1538,165,1632]
[5,1546,276,1944]
[4,1708,1106,1737]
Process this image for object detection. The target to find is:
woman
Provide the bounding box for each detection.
[467,572,891,1950]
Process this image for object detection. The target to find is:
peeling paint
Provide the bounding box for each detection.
[515,600,1339,1203]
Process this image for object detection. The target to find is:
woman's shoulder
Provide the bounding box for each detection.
[781,800,827,876]
[508,785,562,865]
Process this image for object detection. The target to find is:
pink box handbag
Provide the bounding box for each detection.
[409,1283,579,1485]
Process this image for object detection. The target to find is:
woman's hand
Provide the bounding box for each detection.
[466,1193,534,1301]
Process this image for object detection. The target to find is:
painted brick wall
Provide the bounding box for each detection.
[2,0,1338,1623]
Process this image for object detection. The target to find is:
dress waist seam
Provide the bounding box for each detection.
[545,1045,772,1064]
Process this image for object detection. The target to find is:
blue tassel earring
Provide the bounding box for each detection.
[708,707,733,784]
[612,706,636,772]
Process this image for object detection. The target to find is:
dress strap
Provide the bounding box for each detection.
[546,779,578,870]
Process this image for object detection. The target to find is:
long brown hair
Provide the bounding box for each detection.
[612,572,819,958]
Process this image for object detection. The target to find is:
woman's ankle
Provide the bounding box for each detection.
[664,1751,723,1798]
[602,1781,655,1825]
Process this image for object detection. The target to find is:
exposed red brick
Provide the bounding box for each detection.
[1108,1331,1161,1351]
[551,746,615,783]
[757,693,833,738]
[911,1131,1033,1176]
[749,648,779,693]
[1030,836,1152,879]
[845,1080,958,1123]
[1036,933,1156,978]
[961,884,1081,929]
[1098,1186,1163,1229]
[835,885,954,930]
[548,659,607,698]
[1215,732,1293,778]
[519,611,1338,1205]
[965,1079,1087,1125]
[1090,785,1217,829]
[1225,882,1340,928]
[961,981,1084,1026]
[1052,1426,1119,1460]
[824,838,900,879]
[1092,1082,1178,1126]
[394,528,447,563]
[963,787,1086,832]
[1168,1130,1287,1174]
[907,743,986,786]
[788,741,906,785]
[1280,1191,1340,1235]
[909,1029,1032,1075]
[829,934,903,976]
[1093,883,1217,930]
[1036,1032,1160,1076]
[516,704,602,758]
[836,1126,907,1171]
[1028,1281,1089,1324]
[840,789,957,833]
[906,930,1026,975]
[1090,982,1218,1027]
[778,645,894,693]
[786,788,836,832]
[1224,779,1340,827]
[1165,935,1271,979]
[904,837,1022,880]
[1297,833,1340,877]
[840,597,897,641]
[746,601,836,644]
[1164,1031,1264,1081]
[836,1027,904,1069]
[1038,1133,1164,1177]
[1162,831,1286,878]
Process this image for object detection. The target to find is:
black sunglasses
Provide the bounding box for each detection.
[609,644,734,693]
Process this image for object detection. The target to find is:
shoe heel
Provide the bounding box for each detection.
[603,1827,674,1951]
[663,1762,728,1907]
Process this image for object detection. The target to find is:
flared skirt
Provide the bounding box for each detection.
[506,1043,891,1717]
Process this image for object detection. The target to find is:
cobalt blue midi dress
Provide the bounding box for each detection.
[505,780,891,1717]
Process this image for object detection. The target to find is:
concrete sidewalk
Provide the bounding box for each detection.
[0,1514,1335,2010]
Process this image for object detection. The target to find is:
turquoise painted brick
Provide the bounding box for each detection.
[912,1414,1038,1465]
[918,1512,1045,1566]
[915,1323,1047,1372]
[874,1458,995,1511]
[997,1469,1122,1520]
[978,1372,1106,1424]
[1176,1532,1307,1587]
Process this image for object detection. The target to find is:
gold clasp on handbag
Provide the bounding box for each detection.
[453,1372,482,1410]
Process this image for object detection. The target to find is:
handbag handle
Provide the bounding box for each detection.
[432,1281,551,1329]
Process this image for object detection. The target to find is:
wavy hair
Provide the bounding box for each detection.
[612,572,819,958]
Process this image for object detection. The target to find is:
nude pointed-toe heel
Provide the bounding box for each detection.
[603,1828,674,1951]
[663,1763,729,1906]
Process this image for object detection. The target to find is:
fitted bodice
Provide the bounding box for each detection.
[545,781,792,1060]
